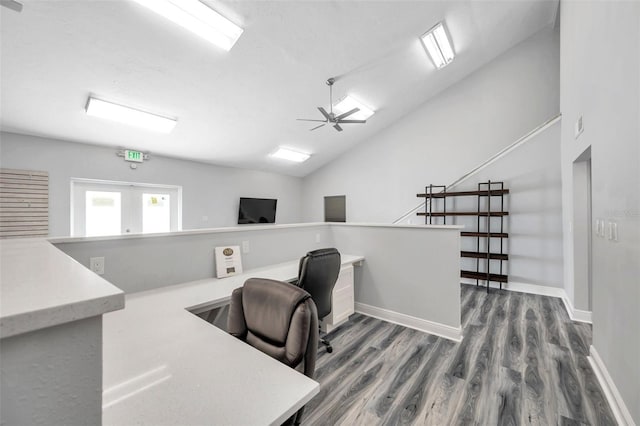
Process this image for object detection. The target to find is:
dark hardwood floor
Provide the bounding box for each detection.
[302,284,616,425]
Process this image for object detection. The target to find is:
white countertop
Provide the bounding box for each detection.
[0,238,124,339]
[102,255,364,426]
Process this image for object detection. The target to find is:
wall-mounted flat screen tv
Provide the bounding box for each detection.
[238,197,277,224]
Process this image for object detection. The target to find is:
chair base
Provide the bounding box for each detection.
[321,337,333,353]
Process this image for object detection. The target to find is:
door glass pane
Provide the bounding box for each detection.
[142,193,170,234]
[86,191,121,237]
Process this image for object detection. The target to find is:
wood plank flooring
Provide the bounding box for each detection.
[302,285,616,425]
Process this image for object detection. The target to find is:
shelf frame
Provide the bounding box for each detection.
[418,180,509,293]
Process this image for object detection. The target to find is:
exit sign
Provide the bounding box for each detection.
[125,150,144,163]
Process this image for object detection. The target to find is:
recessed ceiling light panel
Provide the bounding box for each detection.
[333,96,375,121]
[132,0,243,51]
[86,97,177,133]
[270,148,311,163]
[0,0,23,12]
[420,22,455,69]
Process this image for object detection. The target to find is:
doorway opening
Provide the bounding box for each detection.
[572,148,592,311]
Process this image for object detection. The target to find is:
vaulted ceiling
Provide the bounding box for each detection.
[0,0,558,176]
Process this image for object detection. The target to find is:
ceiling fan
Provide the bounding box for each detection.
[297,78,366,132]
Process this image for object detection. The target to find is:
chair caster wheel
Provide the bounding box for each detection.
[326,346,333,353]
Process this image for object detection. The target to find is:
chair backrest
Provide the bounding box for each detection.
[297,248,341,320]
[227,278,318,376]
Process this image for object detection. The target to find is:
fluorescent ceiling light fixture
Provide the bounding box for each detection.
[0,0,23,12]
[132,0,243,51]
[420,22,455,69]
[333,96,375,121]
[270,148,311,163]
[85,97,177,133]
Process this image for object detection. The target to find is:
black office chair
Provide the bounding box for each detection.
[296,248,341,353]
[228,278,318,425]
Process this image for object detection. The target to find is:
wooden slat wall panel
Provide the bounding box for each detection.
[0,169,49,238]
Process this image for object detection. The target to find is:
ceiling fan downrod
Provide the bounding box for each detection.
[327,78,335,115]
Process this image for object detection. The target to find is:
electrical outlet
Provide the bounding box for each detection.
[315,233,321,243]
[242,241,250,254]
[90,257,105,275]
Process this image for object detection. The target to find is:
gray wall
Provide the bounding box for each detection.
[0,316,102,426]
[55,224,462,331]
[0,132,304,237]
[415,122,563,289]
[55,225,330,293]
[301,28,560,225]
[560,1,640,422]
[331,225,460,329]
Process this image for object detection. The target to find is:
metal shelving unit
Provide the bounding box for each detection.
[417,180,509,292]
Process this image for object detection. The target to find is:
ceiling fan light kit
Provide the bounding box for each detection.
[297,78,372,132]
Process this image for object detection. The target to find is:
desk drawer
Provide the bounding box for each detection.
[334,265,354,292]
[331,285,354,324]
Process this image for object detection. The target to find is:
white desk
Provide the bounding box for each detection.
[102,255,364,426]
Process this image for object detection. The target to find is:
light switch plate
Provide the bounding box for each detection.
[242,241,250,253]
[575,115,584,139]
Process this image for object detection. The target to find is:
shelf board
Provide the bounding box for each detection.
[417,211,509,217]
[416,189,509,198]
[461,270,508,283]
[461,232,509,238]
[461,251,509,260]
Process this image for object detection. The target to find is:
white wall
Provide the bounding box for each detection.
[560,2,640,423]
[302,28,560,224]
[0,132,303,237]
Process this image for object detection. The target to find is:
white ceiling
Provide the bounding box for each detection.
[0,0,558,177]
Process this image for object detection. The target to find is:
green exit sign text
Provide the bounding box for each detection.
[125,150,144,163]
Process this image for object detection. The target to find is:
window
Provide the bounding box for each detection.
[71,179,181,237]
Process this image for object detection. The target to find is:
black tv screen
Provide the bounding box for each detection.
[238,198,277,224]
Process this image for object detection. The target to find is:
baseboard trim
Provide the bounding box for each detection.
[588,345,636,426]
[560,294,592,324]
[461,280,592,324]
[354,302,463,343]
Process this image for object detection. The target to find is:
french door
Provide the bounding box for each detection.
[71,179,181,237]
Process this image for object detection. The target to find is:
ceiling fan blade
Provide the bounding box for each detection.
[297,118,327,122]
[310,123,326,131]
[336,119,367,124]
[333,124,343,132]
[335,107,360,120]
[317,107,331,120]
